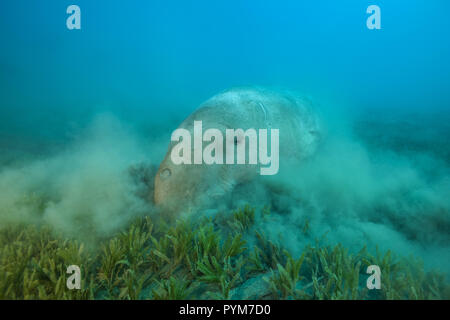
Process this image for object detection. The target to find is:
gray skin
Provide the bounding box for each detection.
[154,88,321,213]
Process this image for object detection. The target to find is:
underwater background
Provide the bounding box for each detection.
[0,0,449,299]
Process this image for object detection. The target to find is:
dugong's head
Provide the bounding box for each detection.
[153,141,230,212]
[153,117,259,212]
[153,88,322,213]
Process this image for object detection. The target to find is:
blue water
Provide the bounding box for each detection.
[1,1,449,129]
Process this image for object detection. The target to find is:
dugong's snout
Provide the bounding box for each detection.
[154,166,172,205]
[154,159,212,213]
[154,161,191,211]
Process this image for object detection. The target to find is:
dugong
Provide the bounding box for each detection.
[154,88,321,212]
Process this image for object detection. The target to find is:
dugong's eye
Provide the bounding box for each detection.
[160,168,171,180]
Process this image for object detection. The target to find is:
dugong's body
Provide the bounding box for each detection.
[154,88,321,212]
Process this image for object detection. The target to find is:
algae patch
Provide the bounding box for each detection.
[0,205,448,300]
